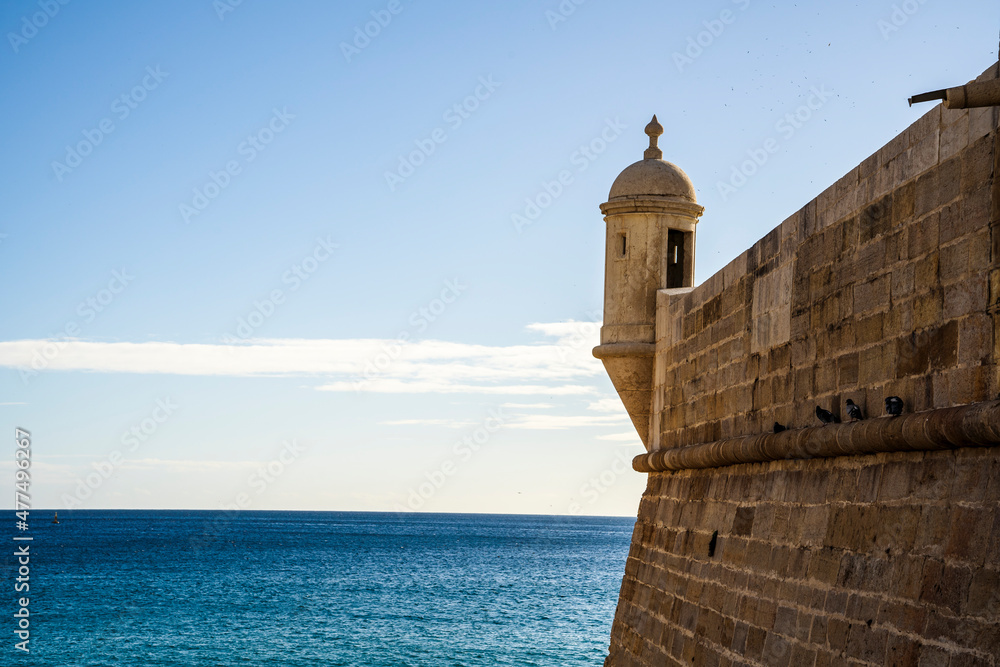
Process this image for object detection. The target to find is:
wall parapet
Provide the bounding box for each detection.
[633,399,1000,472]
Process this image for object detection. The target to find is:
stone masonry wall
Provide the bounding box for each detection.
[609,448,1000,666]
[652,73,999,449]
[607,63,1000,665]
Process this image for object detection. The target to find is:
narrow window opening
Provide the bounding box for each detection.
[619,234,627,257]
[666,229,685,288]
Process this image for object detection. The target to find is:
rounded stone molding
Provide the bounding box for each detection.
[599,196,704,219]
[632,400,1000,472]
[592,342,656,359]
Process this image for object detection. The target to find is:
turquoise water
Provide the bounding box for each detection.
[4,511,633,666]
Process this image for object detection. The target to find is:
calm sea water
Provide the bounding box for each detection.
[3,511,634,666]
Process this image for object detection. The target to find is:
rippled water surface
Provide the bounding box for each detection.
[3,511,634,666]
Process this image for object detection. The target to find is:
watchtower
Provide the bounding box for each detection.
[592,116,703,447]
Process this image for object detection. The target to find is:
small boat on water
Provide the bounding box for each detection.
[52,512,60,524]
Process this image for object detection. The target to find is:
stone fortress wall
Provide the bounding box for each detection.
[601,63,1000,665]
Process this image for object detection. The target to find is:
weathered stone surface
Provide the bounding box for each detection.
[601,62,1000,667]
[605,450,1000,667]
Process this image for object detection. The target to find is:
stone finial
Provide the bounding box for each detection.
[643,114,663,160]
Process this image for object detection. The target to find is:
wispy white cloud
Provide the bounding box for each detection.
[506,413,630,430]
[382,418,477,428]
[320,379,595,395]
[501,402,555,409]
[121,458,265,472]
[0,402,27,406]
[587,398,627,413]
[597,432,642,442]
[0,321,603,396]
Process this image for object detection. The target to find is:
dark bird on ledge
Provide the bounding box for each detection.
[845,399,864,421]
[816,405,839,424]
[885,396,904,416]
[773,422,787,433]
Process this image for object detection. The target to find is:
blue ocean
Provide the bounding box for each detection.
[4,511,634,666]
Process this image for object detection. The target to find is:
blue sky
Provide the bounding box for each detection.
[1,0,996,515]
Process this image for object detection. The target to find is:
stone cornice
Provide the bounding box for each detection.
[593,342,656,359]
[600,196,705,219]
[633,400,1000,472]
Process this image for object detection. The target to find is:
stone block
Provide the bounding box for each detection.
[856,313,885,347]
[885,634,920,667]
[958,313,992,366]
[945,364,989,405]
[968,228,990,271]
[860,194,893,243]
[896,320,958,376]
[969,105,994,142]
[943,274,988,320]
[847,624,887,663]
[731,506,754,537]
[962,186,991,235]
[916,645,951,667]
[908,211,941,259]
[939,237,971,284]
[878,461,914,501]
[941,114,970,161]
[892,180,916,225]
[854,274,891,315]
[961,134,994,196]
[938,201,965,245]
[921,560,972,615]
[935,156,962,207]
[910,455,954,501]
[965,568,1000,616]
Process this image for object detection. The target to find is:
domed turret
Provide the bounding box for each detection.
[593,116,704,449]
[607,116,698,202]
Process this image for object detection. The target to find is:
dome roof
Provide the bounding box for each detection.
[608,158,697,201]
[607,115,697,203]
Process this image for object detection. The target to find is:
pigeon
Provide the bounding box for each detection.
[845,399,864,421]
[773,422,787,433]
[816,405,839,424]
[885,396,904,416]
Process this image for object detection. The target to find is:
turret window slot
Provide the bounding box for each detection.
[666,230,685,288]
